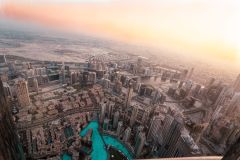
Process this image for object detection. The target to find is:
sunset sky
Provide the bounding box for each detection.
[0,0,240,63]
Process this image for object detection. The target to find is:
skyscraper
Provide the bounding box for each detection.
[141,109,150,125]
[137,56,143,74]
[135,125,144,142]
[8,62,16,78]
[233,74,240,92]
[130,106,138,127]
[125,82,133,110]
[88,72,97,84]
[15,79,31,108]
[174,134,201,157]
[101,78,110,89]
[0,54,7,63]
[223,137,240,160]
[113,111,120,129]
[60,61,65,84]
[152,89,161,105]
[70,71,80,85]
[33,78,39,93]
[147,116,163,141]
[161,115,174,141]
[160,115,183,157]
[190,84,201,98]
[116,121,123,136]
[114,79,122,94]
[107,101,115,119]
[3,82,12,97]
[103,118,110,131]
[214,86,232,107]
[82,71,89,86]
[123,127,131,142]
[100,101,107,123]
[226,92,240,117]
[0,78,24,160]
[135,131,146,157]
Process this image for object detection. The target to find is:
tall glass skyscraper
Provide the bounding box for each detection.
[0,79,24,160]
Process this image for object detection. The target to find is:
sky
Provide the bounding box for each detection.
[0,0,240,64]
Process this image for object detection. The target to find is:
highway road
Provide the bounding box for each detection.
[16,107,100,131]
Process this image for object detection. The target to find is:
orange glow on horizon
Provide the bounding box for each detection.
[1,1,240,63]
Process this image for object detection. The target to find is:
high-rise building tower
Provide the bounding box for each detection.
[33,78,39,93]
[116,121,123,136]
[125,83,133,110]
[114,80,122,94]
[147,116,163,141]
[70,71,80,85]
[0,79,24,160]
[60,61,65,84]
[3,82,12,97]
[135,131,146,157]
[113,111,120,129]
[190,84,201,98]
[137,56,143,74]
[0,54,7,63]
[88,72,97,84]
[233,74,240,92]
[152,89,161,105]
[117,121,123,136]
[130,106,138,127]
[135,125,144,142]
[15,79,31,108]
[141,109,150,125]
[82,71,89,86]
[174,134,201,157]
[123,127,131,142]
[226,92,240,117]
[8,62,16,78]
[223,137,240,160]
[107,101,115,118]
[160,115,183,157]
[103,118,110,131]
[214,86,233,107]
[101,78,110,89]
[100,101,107,123]
[161,115,174,140]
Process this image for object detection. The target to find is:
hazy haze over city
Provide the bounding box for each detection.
[0,0,240,84]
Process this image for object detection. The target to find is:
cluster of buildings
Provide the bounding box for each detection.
[0,54,239,159]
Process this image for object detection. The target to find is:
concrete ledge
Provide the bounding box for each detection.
[137,156,222,160]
